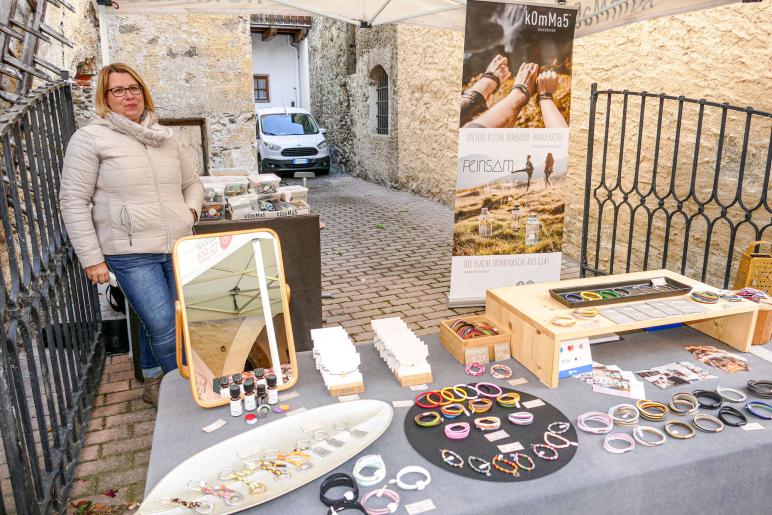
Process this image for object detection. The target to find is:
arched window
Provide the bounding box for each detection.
[369,66,389,135]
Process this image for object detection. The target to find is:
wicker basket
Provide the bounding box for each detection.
[733,241,772,294]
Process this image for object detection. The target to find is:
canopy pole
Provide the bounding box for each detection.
[252,238,284,386]
[98,3,110,65]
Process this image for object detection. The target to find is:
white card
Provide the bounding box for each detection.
[338,394,360,402]
[405,499,437,515]
[201,419,226,433]
[409,384,429,391]
[278,391,300,402]
[742,422,765,431]
[522,399,546,409]
[651,277,668,287]
[497,441,524,453]
[392,400,415,408]
[484,429,510,442]
[285,407,307,416]
[508,378,528,386]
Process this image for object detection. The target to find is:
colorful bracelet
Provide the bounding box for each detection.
[691,290,719,304]
[491,454,519,477]
[550,315,577,327]
[669,392,699,415]
[544,431,577,449]
[414,411,443,428]
[613,288,631,297]
[490,364,513,379]
[475,382,503,398]
[440,403,468,418]
[692,413,724,433]
[468,398,493,414]
[465,362,485,377]
[440,386,468,403]
[573,307,598,319]
[361,487,400,515]
[746,400,772,420]
[664,420,696,439]
[603,432,635,454]
[580,291,603,301]
[474,416,501,431]
[511,452,535,471]
[563,293,583,303]
[531,443,559,461]
[508,411,534,425]
[632,425,666,447]
[467,456,492,477]
[496,392,521,408]
[444,422,471,440]
[599,289,621,299]
[440,449,463,468]
[414,391,440,409]
[424,390,452,407]
[576,412,613,434]
[636,399,669,421]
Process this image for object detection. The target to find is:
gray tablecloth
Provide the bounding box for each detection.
[147,327,772,514]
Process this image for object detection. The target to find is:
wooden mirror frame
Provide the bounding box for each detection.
[172,228,299,408]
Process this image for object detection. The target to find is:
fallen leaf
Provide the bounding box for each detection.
[103,489,118,498]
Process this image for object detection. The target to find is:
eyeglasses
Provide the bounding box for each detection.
[107,85,142,97]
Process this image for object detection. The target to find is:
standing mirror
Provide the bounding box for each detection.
[173,229,298,408]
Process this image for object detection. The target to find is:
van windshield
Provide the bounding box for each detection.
[261,113,319,136]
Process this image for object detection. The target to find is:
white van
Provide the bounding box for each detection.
[256,107,330,175]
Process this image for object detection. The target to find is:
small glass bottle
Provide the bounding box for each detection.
[266,374,278,405]
[512,203,521,227]
[243,377,257,412]
[232,373,244,395]
[218,377,230,400]
[229,384,242,417]
[478,208,493,237]
[525,215,540,246]
[253,368,267,388]
[256,383,267,406]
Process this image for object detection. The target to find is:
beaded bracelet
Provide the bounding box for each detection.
[691,290,719,304]
[550,315,576,327]
[599,289,621,299]
[580,291,603,301]
[440,403,468,419]
[440,386,468,403]
[716,386,747,403]
[468,398,493,414]
[613,288,631,297]
[669,392,699,415]
[544,431,577,449]
[511,452,535,471]
[361,487,400,515]
[474,416,501,431]
[414,412,443,428]
[547,421,571,435]
[636,399,669,421]
[467,456,492,477]
[664,420,696,439]
[496,392,521,408]
[465,362,485,377]
[490,364,513,379]
[491,454,519,477]
[573,307,598,319]
[531,443,559,461]
[508,411,534,425]
[475,382,503,398]
[576,412,613,434]
[746,400,772,420]
[440,449,463,468]
[692,413,724,433]
[608,404,640,427]
[444,422,471,440]
[633,425,667,447]
[603,433,635,454]
[563,293,583,303]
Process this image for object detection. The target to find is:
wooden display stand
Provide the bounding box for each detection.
[439,315,510,365]
[327,381,365,397]
[486,269,759,389]
[753,300,772,345]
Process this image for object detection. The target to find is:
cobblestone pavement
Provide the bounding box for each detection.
[68,173,579,509]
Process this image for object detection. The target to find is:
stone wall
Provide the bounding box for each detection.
[107,14,256,170]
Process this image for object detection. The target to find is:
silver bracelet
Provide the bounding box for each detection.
[717,385,747,403]
[692,413,725,433]
[633,425,667,447]
[669,393,699,415]
[608,404,639,427]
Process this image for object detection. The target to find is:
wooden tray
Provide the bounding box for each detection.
[439,315,510,365]
[549,276,692,308]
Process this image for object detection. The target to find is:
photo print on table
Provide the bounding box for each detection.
[635,362,716,390]
[685,345,750,374]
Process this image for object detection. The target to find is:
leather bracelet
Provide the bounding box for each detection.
[444,422,470,440]
[577,412,613,434]
[693,390,723,410]
[664,420,696,439]
[608,404,639,427]
[747,379,772,398]
[389,466,431,491]
[692,413,724,433]
[613,288,631,296]
[474,416,501,431]
[633,425,667,447]
[547,421,571,435]
[468,397,493,414]
[716,386,747,403]
[360,487,400,515]
[327,499,366,514]
[440,403,468,418]
[718,406,747,427]
[537,92,553,102]
[320,473,359,507]
[604,432,635,454]
[512,83,531,104]
[669,392,699,415]
[414,411,443,428]
[490,364,513,379]
[508,411,534,425]
[746,400,772,420]
[636,399,669,421]
[573,307,598,319]
[353,455,386,487]
[496,392,521,408]
[481,71,501,93]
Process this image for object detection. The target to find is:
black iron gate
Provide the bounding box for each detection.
[0,79,101,514]
[580,83,772,288]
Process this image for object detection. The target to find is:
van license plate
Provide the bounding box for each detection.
[292,158,309,165]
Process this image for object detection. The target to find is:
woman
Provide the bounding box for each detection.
[544,152,555,188]
[60,63,203,406]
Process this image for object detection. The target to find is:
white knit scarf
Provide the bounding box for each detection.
[104,110,173,147]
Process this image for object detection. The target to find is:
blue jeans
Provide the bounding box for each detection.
[105,253,178,374]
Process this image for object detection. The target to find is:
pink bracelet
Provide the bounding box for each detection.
[465,362,485,376]
[361,487,401,515]
[444,422,471,440]
[508,411,534,425]
[475,382,503,398]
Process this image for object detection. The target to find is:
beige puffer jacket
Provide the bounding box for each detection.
[60,115,204,268]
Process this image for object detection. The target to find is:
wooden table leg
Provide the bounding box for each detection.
[686,310,758,352]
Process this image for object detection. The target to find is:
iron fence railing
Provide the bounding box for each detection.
[580,83,772,288]
[0,78,101,514]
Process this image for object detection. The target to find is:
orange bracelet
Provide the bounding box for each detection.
[468,398,493,414]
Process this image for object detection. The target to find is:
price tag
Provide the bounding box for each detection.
[405,499,436,514]
[338,394,360,402]
[484,429,509,442]
[392,400,415,408]
[278,391,300,402]
[508,377,528,387]
[497,441,524,453]
[201,419,226,433]
[522,399,545,409]
[409,384,429,391]
[742,423,765,431]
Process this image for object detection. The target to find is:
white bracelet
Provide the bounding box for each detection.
[603,432,636,454]
[353,454,387,487]
[717,385,747,403]
[389,466,431,491]
[608,403,639,427]
[633,425,667,447]
[577,412,613,434]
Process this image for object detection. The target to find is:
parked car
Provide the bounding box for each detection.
[256,107,330,175]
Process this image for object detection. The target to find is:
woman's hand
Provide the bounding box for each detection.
[537,70,559,96]
[86,262,110,285]
[486,54,512,84]
[514,62,539,98]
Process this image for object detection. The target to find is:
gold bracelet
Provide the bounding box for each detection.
[664,419,696,439]
[636,399,669,422]
[573,307,598,319]
[468,398,493,414]
[550,315,576,327]
[580,291,603,301]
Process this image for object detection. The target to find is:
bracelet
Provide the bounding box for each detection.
[603,433,635,454]
[664,420,696,439]
[745,400,772,420]
[424,390,451,407]
[496,392,521,408]
[599,289,621,299]
[544,431,577,449]
[440,403,468,418]
[320,473,359,506]
[457,383,479,400]
[474,416,501,431]
[361,487,400,515]
[608,404,639,427]
[718,406,747,427]
[468,397,493,414]
[633,425,667,447]
[537,92,553,102]
[491,454,519,477]
[327,499,367,514]
[693,390,723,410]
[573,307,598,319]
[475,382,503,398]
[414,411,443,428]
[440,386,468,403]
[691,290,719,304]
[511,452,535,471]
[716,385,747,403]
[613,288,631,297]
[636,399,669,421]
[444,422,470,440]
[576,412,613,434]
[465,362,485,376]
[563,293,583,303]
[467,456,492,477]
[414,391,440,409]
[353,455,387,487]
[512,83,531,104]
[490,364,513,379]
[747,379,772,398]
[692,413,724,433]
[550,315,576,327]
[389,466,430,491]
[669,392,699,415]
[580,291,603,301]
[547,421,571,435]
[160,498,214,513]
[440,449,464,468]
[531,443,559,461]
[480,71,501,93]
[508,411,534,425]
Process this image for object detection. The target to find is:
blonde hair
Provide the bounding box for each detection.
[95,62,156,117]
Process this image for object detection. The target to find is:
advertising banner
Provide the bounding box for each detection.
[449,0,578,306]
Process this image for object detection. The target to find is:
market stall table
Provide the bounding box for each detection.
[146,327,772,514]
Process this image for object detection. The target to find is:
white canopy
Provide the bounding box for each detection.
[107,0,740,37]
